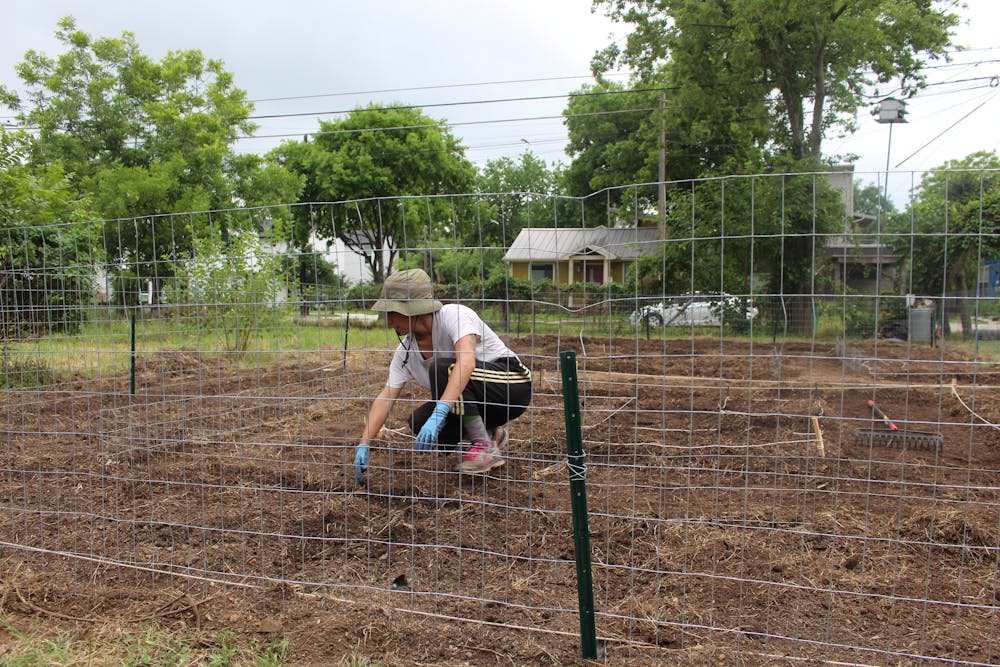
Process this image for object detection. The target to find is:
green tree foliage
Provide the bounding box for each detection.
[476,152,557,247]
[7,18,254,191]
[405,153,567,292]
[272,104,475,284]
[562,80,660,219]
[2,17,262,294]
[227,153,310,308]
[592,0,958,161]
[893,151,1000,337]
[229,154,304,212]
[0,125,28,169]
[563,78,726,228]
[168,229,289,351]
[854,179,896,217]
[0,127,96,335]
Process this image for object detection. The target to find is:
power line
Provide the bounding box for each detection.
[909,81,999,99]
[243,78,938,135]
[893,89,1000,167]
[248,72,631,104]
[6,55,998,168]
[248,92,581,121]
[9,72,995,157]
[237,107,657,142]
[246,86,673,122]
[921,58,1000,70]
[242,66,1000,129]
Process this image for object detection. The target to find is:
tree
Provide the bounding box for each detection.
[0,125,28,170]
[0,127,96,335]
[562,73,770,230]
[5,18,255,196]
[387,152,563,294]
[562,79,659,218]
[560,77,736,225]
[854,179,896,218]
[169,228,288,351]
[893,151,1000,338]
[476,152,558,247]
[2,17,259,295]
[274,104,476,284]
[593,0,959,161]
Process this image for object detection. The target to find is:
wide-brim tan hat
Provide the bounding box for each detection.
[371,268,443,316]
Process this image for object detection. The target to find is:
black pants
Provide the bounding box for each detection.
[409,356,532,446]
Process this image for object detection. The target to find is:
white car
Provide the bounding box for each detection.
[630,294,758,327]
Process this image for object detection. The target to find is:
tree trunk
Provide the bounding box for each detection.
[948,252,973,339]
[957,272,972,340]
[808,39,827,158]
[298,255,310,316]
[781,294,815,336]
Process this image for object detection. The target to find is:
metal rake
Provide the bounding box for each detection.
[853,399,943,451]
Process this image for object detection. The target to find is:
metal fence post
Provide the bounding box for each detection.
[342,311,350,371]
[559,350,598,659]
[129,308,136,395]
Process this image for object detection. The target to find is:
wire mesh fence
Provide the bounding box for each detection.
[1,170,999,664]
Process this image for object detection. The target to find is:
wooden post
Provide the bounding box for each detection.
[811,416,825,457]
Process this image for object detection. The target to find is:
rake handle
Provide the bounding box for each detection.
[867,399,899,431]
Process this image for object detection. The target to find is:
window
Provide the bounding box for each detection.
[530,264,553,281]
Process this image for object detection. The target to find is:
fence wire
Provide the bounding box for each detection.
[1,171,999,665]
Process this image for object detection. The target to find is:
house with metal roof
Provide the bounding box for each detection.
[503,226,661,284]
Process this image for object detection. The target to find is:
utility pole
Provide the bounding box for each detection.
[873,96,908,339]
[658,92,666,236]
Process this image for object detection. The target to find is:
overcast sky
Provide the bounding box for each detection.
[3,0,999,204]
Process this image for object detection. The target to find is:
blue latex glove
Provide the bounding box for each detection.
[415,401,451,451]
[353,442,369,485]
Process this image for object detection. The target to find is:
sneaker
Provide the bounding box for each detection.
[459,439,505,474]
[490,426,509,450]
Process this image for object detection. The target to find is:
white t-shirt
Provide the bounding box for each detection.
[386,303,518,390]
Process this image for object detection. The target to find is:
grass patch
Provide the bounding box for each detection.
[0,346,54,389]
[7,311,401,378]
[5,304,998,381]
[0,614,398,666]
[0,617,287,666]
[336,643,386,667]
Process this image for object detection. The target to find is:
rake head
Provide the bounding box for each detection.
[853,427,943,451]
[854,399,944,451]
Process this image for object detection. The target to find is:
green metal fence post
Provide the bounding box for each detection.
[129,307,136,395]
[559,350,598,659]
[342,311,350,371]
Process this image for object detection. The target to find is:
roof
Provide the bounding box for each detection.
[503,226,661,263]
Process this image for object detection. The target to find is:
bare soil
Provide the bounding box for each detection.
[2,335,999,665]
